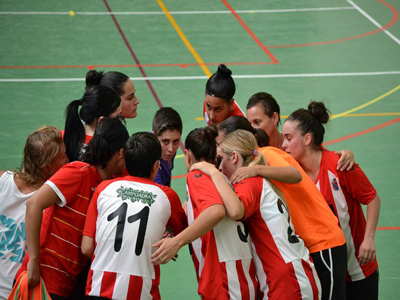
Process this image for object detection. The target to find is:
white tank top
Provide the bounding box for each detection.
[0,171,36,299]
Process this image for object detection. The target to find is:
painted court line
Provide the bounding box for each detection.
[0,61,277,70]
[323,117,400,146]
[348,0,400,46]
[331,84,400,119]
[157,0,212,77]
[270,0,398,48]
[102,0,163,110]
[2,70,399,82]
[0,7,356,16]
[222,0,279,64]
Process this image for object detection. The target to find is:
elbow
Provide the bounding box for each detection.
[228,209,245,221]
[292,170,302,183]
[81,245,93,259]
[215,205,226,222]
[288,167,302,184]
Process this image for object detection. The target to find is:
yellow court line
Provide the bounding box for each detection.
[176,154,184,159]
[333,112,400,117]
[157,0,212,78]
[331,84,400,119]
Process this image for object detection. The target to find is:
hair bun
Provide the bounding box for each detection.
[308,101,330,124]
[205,126,218,139]
[217,64,232,77]
[85,70,104,88]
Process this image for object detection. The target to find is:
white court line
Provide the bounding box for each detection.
[1,71,400,82]
[347,0,400,46]
[0,7,355,16]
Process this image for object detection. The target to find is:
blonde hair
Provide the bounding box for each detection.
[221,129,289,208]
[220,129,266,167]
[17,126,64,189]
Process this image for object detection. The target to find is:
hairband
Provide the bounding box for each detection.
[253,149,258,157]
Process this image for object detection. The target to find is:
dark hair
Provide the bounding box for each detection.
[152,107,183,136]
[82,118,129,169]
[205,64,236,102]
[247,92,281,125]
[85,70,129,96]
[64,85,121,161]
[124,132,161,178]
[286,101,330,149]
[185,127,218,163]
[219,116,270,147]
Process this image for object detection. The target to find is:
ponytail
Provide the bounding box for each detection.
[63,85,121,162]
[64,99,85,162]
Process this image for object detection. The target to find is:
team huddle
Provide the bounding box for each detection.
[0,65,380,300]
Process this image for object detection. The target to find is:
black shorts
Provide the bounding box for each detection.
[311,243,347,300]
[346,269,379,300]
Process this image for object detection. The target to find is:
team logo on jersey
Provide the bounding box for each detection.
[331,178,339,191]
[116,186,157,206]
[0,215,26,264]
[194,173,202,178]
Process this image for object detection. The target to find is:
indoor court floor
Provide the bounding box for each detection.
[1,0,399,298]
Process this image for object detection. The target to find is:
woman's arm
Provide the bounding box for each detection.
[358,195,381,265]
[151,203,225,264]
[81,236,95,258]
[26,185,60,288]
[190,162,245,220]
[230,165,302,185]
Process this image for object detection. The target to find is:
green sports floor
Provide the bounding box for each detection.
[1,0,399,298]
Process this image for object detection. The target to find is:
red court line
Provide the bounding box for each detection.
[0,61,275,70]
[269,0,398,49]
[221,0,279,64]
[377,227,400,230]
[323,117,400,146]
[171,174,187,180]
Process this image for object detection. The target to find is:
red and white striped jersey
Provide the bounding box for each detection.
[234,177,321,300]
[186,170,257,300]
[316,150,378,282]
[17,161,102,297]
[83,176,187,300]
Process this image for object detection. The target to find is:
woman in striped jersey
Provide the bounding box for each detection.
[191,130,321,300]
[282,101,380,300]
[16,118,129,300]
[152,127,258,300]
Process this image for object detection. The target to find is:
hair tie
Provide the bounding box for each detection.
[253,149,258,157]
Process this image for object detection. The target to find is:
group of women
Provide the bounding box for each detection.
[0,64,380,300]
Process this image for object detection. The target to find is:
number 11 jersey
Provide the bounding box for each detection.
[83,176,187,300]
